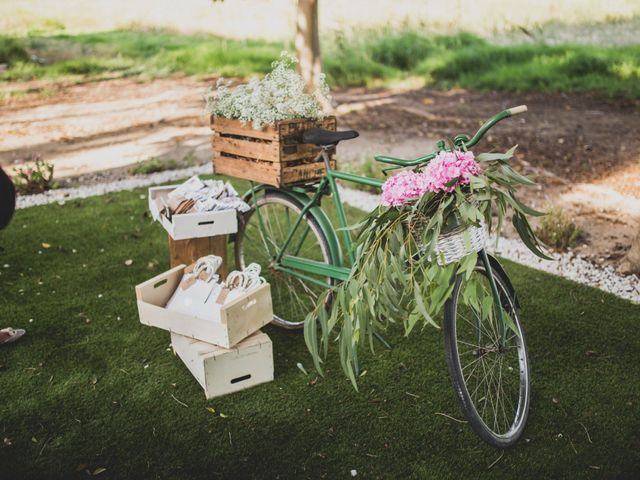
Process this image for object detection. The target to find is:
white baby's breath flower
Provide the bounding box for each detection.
[204,52,330,129]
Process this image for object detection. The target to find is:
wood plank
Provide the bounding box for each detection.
[280,143,334,162]
[276,116,336,136]
[281,160,336,185]
[221,283,273,346]
[211,116,278,140]
[213,153,280,187]
[168,234,229,278]
[213,134,279,162]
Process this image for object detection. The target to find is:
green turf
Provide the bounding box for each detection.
[2,29,640,98]
[0,181,639,479]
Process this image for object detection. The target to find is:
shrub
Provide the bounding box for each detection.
[0,36,29,66]
[13,156,56,195]
[562,51,611,76]
[535,207,582,251]
[368,31,435,70]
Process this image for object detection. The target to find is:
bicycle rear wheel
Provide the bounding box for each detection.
[443,262,530,448]
[235,192,334,330]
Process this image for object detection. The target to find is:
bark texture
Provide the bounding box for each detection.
[295,0,322,92]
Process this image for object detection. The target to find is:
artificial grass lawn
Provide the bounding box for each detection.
[2,29,640,98]
[1,180,639,479]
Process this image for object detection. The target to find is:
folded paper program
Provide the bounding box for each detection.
[165,256,265,322]
[158,176,250,219]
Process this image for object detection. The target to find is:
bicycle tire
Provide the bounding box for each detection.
[443,263,530,448]
[235,192,334,330]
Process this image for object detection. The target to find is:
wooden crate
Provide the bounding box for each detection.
[171,330,273,399]
[148,185,238,240]
[211,116,337,187]
[135,265,273,348]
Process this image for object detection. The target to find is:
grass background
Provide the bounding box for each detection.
[2,29,640,98]
[0,180,639,479]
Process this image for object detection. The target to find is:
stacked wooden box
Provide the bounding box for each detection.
[137,186,275,399]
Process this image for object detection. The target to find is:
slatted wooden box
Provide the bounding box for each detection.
[211,116,337,187]
[148,185,238,240]
[135,264,273,348]
[171,330,273,399]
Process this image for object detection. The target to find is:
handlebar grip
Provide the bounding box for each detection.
[507,105,528,115]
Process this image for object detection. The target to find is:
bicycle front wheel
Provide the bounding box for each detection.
[444,263,530,448]
[235,192,334,330]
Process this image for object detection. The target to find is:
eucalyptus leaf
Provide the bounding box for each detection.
[303,144,549,390]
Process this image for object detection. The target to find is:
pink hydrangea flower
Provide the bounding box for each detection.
[381,170,430,207]
[422,150,480,193]
[380,151,481,206]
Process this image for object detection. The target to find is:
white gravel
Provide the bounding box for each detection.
[16,164,210,209]
[14,173,639,303]
[339,185,640,304]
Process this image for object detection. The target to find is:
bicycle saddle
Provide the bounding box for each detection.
[302,128,359,146]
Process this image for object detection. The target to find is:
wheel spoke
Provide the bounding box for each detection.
[236,195,332,327]
[448,267,529,443]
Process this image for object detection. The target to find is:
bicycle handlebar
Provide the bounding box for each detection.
[374,105,527,168]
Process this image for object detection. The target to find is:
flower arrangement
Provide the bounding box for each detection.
[381,151,480,206]
[304,145,550,388]
[204,52,331,130]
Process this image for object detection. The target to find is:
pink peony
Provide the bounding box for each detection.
[380,151,481,206]
[422,150,480,193]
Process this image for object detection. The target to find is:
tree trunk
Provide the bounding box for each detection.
[295,0,322,92]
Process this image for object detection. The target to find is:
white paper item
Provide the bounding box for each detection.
[169,176,207,200]
[165,280,222,321]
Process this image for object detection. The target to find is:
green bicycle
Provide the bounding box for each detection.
[234,106,531,448]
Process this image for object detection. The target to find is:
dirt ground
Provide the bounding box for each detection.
[1,76,639,272]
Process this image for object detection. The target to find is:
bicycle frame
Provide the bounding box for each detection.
[248,106,527,338]
[257,147,379,287]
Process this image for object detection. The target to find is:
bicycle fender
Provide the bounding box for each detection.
[486,253,521,311]
[241,184,344,268]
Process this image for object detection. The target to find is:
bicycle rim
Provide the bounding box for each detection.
[235,193,333,329]
[444,266,530,447]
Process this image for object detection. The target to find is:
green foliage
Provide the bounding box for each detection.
[368,31,437,69]
[12,156,56,194]
[323,31,398,87]
[0,29,282,82]
[535,206,582,251]
[0,36,29,66]
[1,29,639,98]
[128,158,178,176]
[1,184,639,478]
[305,147,549,388]
[421,42,640,97]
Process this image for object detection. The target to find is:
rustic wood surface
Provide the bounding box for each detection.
[168,234,229,277]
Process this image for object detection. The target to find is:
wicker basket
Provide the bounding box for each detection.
[435,223,487,265]
[409,218,487,265]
